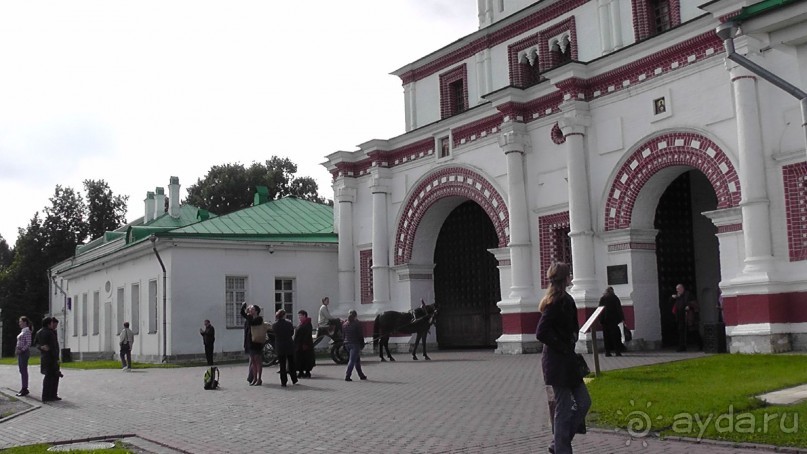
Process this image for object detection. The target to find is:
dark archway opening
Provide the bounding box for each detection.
[434,201,501,348]
[654,170,721,348]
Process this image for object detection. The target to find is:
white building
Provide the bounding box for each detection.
[323,0,807,354]
[49,178,337,362]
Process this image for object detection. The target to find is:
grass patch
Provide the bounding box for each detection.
[0,357,179,370]
[1,441,132,453]
[587,354,807,447]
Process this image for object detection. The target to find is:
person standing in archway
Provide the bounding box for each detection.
[672,284,694,352]
[598,287,625,357]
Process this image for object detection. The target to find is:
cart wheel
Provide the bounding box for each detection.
[331,342,348,364]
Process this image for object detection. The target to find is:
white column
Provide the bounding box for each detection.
[559,101,598,299]
[730,65,774,276]
[498,122,536,304]
[336,182,357,312]
[370,171,391,304]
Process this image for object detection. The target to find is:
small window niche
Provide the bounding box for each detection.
[436,135,452,161]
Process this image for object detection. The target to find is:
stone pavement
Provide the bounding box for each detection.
[0,350,801,453]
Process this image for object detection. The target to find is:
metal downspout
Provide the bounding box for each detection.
[716,22,807,158]
[149,235,167,363]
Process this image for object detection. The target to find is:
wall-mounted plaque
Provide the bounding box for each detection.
[607,265,628,285]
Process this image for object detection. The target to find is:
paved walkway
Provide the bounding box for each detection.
[0,350,802,453]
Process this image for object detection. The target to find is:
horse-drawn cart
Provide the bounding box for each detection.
[260,322,348,366]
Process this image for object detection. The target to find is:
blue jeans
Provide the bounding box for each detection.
[345,344,365,379]
[551,383,591,454]
[17,350,29,390]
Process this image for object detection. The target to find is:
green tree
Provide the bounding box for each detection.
[42,185,88,262]
[0,234,11,270]
[84,179,129,239]
[185,156,327,215]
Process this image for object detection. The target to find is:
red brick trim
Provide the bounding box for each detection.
[452,114,504,148]
[538,211,571,288]
[631,0,681,42]
[717,223,743,234]
[551,123,566,144]
[360,249,373,304]
[607,242,656,252]
[439,65,469,119]
[722,291,807,325]
[538,17,578,72]
[604,132,741,231]
[394,167,509,265]
[502,312,541,335]
[783,161,807,262]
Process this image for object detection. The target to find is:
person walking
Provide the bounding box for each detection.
[342,310,367,382]
[598,287,625,357]
[119,322,135,370]
[273,309,298,387]
[15,316,32,397]
[536,263,591,454]
[36,317,62,402]
[294,310,315,378]
[200,319,215,366]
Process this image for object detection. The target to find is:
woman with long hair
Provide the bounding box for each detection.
[535,263,590,454]
[15,316,32,397]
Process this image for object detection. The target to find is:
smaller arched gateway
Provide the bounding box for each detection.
[393,166,509,348]
[601,131,741,349]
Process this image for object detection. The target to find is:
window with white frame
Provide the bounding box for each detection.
[92,291,100,335]
[148,280,158,333]
[274,278,294,320]
[131,283,140,334]
[225,276,247,328]
[81,293,88,336]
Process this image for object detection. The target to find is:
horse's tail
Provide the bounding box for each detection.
[373,314,380,349]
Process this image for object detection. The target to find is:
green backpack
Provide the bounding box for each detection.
[203,366,219,390]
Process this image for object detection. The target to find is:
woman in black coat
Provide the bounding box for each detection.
[598,287,625,356]
[536,263,591,454]
[294,310,315,378]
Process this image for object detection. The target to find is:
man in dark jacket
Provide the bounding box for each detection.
[672,284,694,352]
[200,320,215,366]
[272,309,297,387]
[36,317,62,402]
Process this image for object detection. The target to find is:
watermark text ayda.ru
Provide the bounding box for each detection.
[618,400,799,441]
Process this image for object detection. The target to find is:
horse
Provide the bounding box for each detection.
[373,301,437,361]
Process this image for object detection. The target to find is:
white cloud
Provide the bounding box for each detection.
[0,0,477,244]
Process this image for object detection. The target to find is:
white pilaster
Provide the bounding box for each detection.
[559,100,598,301]
[370,170,391,304]
[498,122,538,310]
[404,82,417,132]
[335,181,357,313]
[598,0,613,53]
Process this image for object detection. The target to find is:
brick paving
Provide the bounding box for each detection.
[0,350,801,453]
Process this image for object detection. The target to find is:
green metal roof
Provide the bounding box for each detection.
[165,197,336,242]
[734,0,804,22]
[148,205,215,228]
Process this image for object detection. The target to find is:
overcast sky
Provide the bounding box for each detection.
[0,0,478,245]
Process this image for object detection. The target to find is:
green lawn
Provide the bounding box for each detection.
[0,357,179,370]
[0,441,132,453]
[587,354,807,447]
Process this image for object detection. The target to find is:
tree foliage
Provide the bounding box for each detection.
[84,179,129,240]
[0,234,11,270]
[185,156,328,215]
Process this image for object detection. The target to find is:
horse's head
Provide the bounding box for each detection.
[421,302,438,326]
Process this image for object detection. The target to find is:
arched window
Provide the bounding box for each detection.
[518,49,542,88]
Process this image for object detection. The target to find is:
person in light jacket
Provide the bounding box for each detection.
[15,316,32,397]
[536,263,591,454]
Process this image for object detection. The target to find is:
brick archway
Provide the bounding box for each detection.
[604,132,741,231]
[394,167,509,265]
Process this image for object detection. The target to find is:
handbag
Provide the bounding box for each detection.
[575,353,591,378]
[250,323,270,343]
[623,324,632,342]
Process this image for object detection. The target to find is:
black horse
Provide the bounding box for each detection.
[373,302,437,361]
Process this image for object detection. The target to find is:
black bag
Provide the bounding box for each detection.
[203,366,219,390]
[575,353,591,378]
[623,324,633,342]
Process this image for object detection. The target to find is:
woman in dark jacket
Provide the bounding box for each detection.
[536,263,591,454]
[598,287,625,356]
[241,304,265,386]
[294,310,315,378]
[272,309,298,387]
[342,310,367,381]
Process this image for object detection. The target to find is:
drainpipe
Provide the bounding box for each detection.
[149,235,167,363]
[716,21,807,159]
[50,273,69,355]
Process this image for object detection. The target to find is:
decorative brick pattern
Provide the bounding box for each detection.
[783,161,807,262]
[717,223,742,234]
[507,17,577,87]
[538,211,571,288]
[508,33,544,88]
[398,0,589,85]
[394,167,509,265]
[440,65,469,120]
[631,0,681,42]
[607,242,656,252]
[452,115,503,147]
[551,123,566,144]
[360,249,373,304]
[538,17,578,72]
[604,132,741,231]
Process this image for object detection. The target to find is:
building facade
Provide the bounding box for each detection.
[323,0,807,354]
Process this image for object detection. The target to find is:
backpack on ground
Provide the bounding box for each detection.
[203,366,219,390]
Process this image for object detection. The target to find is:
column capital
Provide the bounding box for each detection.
[369,168,392,194]
[498,122,531,154]
[558,100,590,136]
[335,185,357,203]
